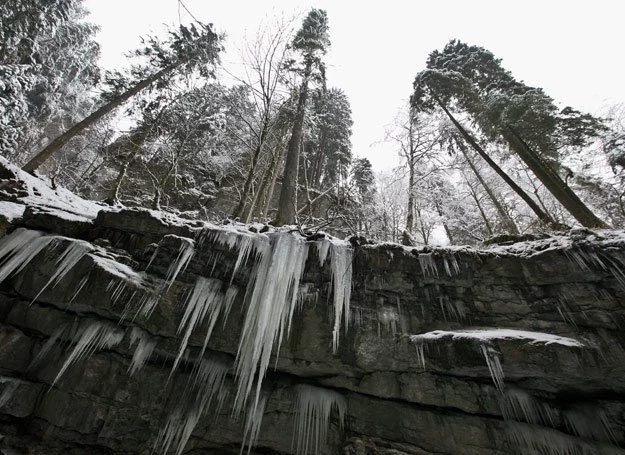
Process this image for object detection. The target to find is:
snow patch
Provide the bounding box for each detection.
[0,201,25,221]
[0,156,105,220]
[410,328,583,391]
[409,329,583,348]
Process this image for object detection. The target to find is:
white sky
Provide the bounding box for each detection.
[85,0,625,171]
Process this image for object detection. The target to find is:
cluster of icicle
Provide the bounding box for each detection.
[0,227,352,454]
[408,330,620,453]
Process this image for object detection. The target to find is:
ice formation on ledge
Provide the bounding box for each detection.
[410,328,584,391]
[329,241,353,353]
[480,344,505,391]
[163,236,195,290]
[501,387,558,427]
[233,233,310,416]
[32,239,94,301]
[242,392,268,454]
[418,253,439,278]
[157,357,230,455]
[410,329,584,348]
[0,224,356,454]
[0,229,55,282]
[52,320,125,386]
[293,384,346,455]
[507,421,599,455]
[128,327,157,376]
[171,277,235,375]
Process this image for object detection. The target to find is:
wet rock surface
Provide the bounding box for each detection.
[1,160,625,454]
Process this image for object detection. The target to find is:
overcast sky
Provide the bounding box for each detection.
[85,0,625,171]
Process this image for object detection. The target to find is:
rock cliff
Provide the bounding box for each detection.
[1,158,625,455]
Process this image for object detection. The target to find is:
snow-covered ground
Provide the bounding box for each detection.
[0,157,106,222]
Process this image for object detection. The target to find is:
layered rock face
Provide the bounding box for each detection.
[1,160,625,454]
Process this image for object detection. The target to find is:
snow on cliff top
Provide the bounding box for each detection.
[0,157,105,221]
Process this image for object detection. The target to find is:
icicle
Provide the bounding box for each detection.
[418,253,439,278]
[156,357,229,455]
[0,229,55,283]
[563,408,616,443]
[241,392,268,454]
[233,233,309,418]
[163,236,195,290]
[128,327,157,376]
[0,377,20,408]
[132,292,160,319]
[209,230,268,282]
[32,239,93,301]
[480,344,505,392]
[329,241,353,353]
[315,238,331,267]
[28,323,68,371]
[500,388,557,427]
[170,277,227,376]
[376,306,399,336]
[293,384,346,455]
[69,275,89,303]
[507,421,586,455]
[52,320,124,386]
[350,305,364,327]
[415,342,426,370]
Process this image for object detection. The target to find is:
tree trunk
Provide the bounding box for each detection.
[435,97,556,227]
[22,61,184,173]
[504,125,609,229]
[467,180,494,236]
[459,143,520,234]
[275,62,311,225]
[434,201,454,245]
[406,156,416,233]
[232,114,272,219]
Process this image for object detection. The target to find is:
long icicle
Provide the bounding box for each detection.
[0,229,55,283]
[293,384,346,455]
[329,241,353,354]
[233,233,309,418]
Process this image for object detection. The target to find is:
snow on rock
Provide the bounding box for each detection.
[410,328,584,392]
[409,328,584,348]
[0,201,25,222]
[0,156,105,221]
[89,254,144,286]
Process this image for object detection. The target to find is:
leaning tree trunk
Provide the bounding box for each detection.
[275,62,312,225]
[466,179,494,236]
[22,61,184,173]
[459,142,520,234]
[435,98,556,227]
[504,125,609,229]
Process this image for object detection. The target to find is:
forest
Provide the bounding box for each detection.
[2,0,625,245]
